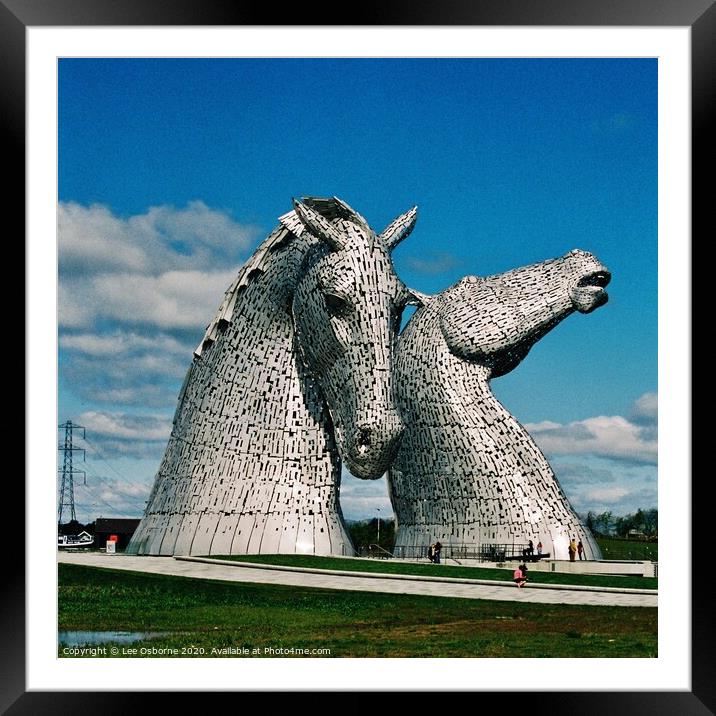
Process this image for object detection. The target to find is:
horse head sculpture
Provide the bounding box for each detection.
[291,198,417,478]
[128,196,417,557]
[439,249,610,377]
[390,248,611,561]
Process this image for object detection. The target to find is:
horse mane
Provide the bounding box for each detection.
[193,197,347,358]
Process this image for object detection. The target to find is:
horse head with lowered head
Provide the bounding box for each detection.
[291,197,417,478]
[128,196,418,557]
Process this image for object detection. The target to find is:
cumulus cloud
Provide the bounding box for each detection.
[339,470,394,520]
[59,200,258,277]
[631,391,658,422]
[60,268,239,330]
[59,201,263,410]
[60,330,188,357]
[70,476,152,520]
[58,200,259,330]
[77,410,172,442]
[525,393,658,464]
[551,462,617,485]
[71,410,173,461]
[402,252,458,275]
[61,330,193,407]
[551,455,656,515]
[582,486,630,504]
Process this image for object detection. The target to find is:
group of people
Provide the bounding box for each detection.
[521,539,543,559]
[568,538,585,561]
[513,537,587,587]
[522,537,587,562]
[427,542,442,564]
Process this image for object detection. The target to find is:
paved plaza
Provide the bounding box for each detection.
[58,553,657,608]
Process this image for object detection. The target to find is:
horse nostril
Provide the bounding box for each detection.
[357,427,372,448]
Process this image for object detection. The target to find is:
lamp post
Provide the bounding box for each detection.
[376,507,381,545]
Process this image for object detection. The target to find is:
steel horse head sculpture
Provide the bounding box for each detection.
[128,197,417,557]
[389,249,611,561]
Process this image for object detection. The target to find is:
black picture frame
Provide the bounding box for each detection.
[10,0,708,711]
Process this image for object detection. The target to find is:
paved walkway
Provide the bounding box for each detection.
[58,553,657,608]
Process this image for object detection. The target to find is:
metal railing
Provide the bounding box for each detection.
[391,543,545,563]
[359,543,395,559]
[359,542,545,563]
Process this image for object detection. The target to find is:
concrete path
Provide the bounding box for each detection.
[58,552,657,608]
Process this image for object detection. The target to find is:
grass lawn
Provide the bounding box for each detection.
[211,554,657,591]
[59,564,657,658]
[597,538,658,561]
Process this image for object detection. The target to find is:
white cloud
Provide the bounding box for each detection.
[551,456,656,515]
[582,486,630,504]
[402,252,458,275]
[60,268,239,330]
[59,202,149,274]
[525,393,658,464]
[77,410,172,442]
[70,476,152,521]
[61,331,193,407]
[630,391,658,423]
[58,200,260,330]
[60,331,188,357]
[58,201,264,412]
[340,471,394,520]
[59,200,258,277]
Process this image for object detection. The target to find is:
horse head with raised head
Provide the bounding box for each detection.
[291,197,417,479]
[438,249,611,377]
[390,247,611,560]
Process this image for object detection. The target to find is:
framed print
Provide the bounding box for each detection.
[12,0,709,711]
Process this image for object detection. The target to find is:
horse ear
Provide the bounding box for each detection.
[292,198,347,251]
[379,206,418,252]
[331,196,370,232]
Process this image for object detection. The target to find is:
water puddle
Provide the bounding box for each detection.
[59,630,169,646]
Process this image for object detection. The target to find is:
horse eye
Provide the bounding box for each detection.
[324,293,349,316]
[392,305,405,331]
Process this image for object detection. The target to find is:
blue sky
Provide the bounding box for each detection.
[58,58,657,523]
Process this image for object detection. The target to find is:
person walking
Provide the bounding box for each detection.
[569,538,577,562]
[537,540,543,557]
[428,544,436,563]
[434,541,442,564]
[577,540,585,560]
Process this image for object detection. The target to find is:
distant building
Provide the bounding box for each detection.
[94,518,141,550]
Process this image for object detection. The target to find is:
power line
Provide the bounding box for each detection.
[78,468,149,512]
[75,461,149,509]
[81,435,155,494]
[57,427,154,522]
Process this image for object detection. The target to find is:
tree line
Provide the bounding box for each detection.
[347,517,396,553]
[58,519,95,535]
[584,508,657,539]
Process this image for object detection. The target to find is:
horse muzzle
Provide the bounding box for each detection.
[342,412,405,479]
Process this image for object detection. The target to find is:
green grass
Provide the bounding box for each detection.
[210,554,658,590]
[597,537,658,561]
[58,564,657,658]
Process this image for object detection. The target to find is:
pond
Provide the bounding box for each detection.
[58,630,169,646]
